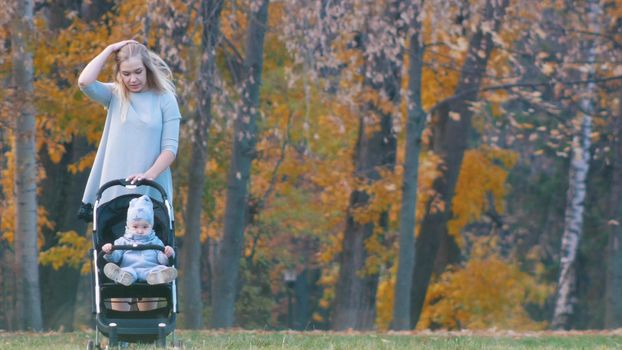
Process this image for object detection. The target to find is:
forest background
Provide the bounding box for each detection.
[2,0,622,334]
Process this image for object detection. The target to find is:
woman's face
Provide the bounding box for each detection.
[119,56,147,93]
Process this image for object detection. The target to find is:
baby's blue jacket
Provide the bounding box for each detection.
[104,230,173,280]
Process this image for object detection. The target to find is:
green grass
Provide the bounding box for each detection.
[1,330,622,349]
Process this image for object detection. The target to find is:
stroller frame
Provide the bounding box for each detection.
[87,179,179,349]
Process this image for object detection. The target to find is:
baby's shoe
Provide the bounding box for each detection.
[104,263,135,286]
[146,267,177,285]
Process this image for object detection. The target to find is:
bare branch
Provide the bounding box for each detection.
[221,34,244,82]
[255,112,293,213]
[428,75,622,115]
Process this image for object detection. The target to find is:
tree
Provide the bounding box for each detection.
[37,0,111,331]
[391,0,424,330]
[11,0,43,331]
[551,0,600,330]
[210,0,271,328]
[79,0,113,22]
[180,0,224,329]
[604,85,622,328]
[331,0,407,330]
[410,0,510,328]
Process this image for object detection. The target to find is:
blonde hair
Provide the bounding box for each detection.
[113,43,176,121]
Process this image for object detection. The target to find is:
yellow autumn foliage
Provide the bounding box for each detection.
[376,266,396,330]
[1,138,54,248]
[39,230,91,275]
[314,150,443,325]
[418,236,552,330]
[313,265,340,323]
[448,147,518,245]
[0,146,16,243]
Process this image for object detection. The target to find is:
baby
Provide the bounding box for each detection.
[102,195,177,286]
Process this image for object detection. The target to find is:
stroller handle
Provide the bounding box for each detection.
[95,179,168,201]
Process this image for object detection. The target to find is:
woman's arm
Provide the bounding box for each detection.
[126,150,176,184]
[145,150,176,180]
[125,90,181,184]
[78,40,137,88]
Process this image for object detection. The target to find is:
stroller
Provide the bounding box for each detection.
[86,179,179,349]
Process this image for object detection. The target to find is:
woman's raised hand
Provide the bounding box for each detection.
[79,40,139,87]
[107,40,139,53]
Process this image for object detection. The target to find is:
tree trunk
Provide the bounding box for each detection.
[551,108,592,330]
[181,0,224,329]
[39,0,94,331]
[410,0,509,328]
[392,4,424,330]
[79,0,113,22]
[293,269,311,330]
[210,0,270,329]
[12,0,43,331]
[332,206,379,330]
[604,87,622,328]
[39,137,90,331]
[332,0,405,331]
[0,241,16,330]
[551,1,599,329]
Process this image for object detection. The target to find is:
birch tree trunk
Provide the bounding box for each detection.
[391,3,424,329]
[550,99,593,330]
[551,0,599,330]
[11,0,43,331]
[410,0,509,328]
[210,0,270,329]
[604,87,622,328]
[551,1,599,329]
[181,0,224,329]
[331,0,405,330]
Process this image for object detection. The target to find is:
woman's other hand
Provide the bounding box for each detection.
[126,173,154,184]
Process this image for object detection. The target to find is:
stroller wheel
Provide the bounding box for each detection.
[171,339,183,349]
[86,339,97,350]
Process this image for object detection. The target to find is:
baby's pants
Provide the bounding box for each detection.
[121,265,168,283]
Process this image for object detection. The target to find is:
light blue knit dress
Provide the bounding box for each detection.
[80,81,181,206]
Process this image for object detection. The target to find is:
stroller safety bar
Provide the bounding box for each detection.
[108,244,165,252]
[97,245,176,265]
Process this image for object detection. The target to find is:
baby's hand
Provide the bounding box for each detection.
[102,243,112,254]
[164,245,174,257]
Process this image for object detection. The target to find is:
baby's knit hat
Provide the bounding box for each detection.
[126,195,154,225]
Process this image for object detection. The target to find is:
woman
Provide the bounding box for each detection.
[77,40,181,219]
[77,41,182,312]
